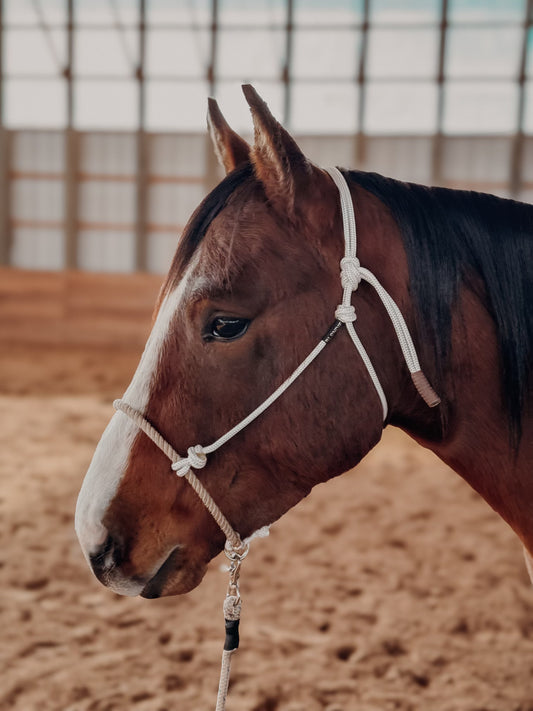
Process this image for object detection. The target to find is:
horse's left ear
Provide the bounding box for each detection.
[242,84,312,213]
[207,97,250,174]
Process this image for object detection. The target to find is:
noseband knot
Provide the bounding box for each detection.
[340,256,361,290]
[171,444,207,477]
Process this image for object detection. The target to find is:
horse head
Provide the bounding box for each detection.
[75,86,420,598]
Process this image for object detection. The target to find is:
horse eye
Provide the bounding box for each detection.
[209,317,250,341]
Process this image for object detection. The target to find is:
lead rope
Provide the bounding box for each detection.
[112,166,440,711]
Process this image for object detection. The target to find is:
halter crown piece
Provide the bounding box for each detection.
[113,166,440,711]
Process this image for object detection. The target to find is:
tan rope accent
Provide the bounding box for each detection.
[113,399,242,550]
[215,650,235,711]
[411,370,441,408]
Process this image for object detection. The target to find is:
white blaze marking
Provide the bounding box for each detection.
[75,274,191,569]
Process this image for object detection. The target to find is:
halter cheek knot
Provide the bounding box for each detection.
[340,256,362,290]
[172,444,207,477]
[335,303,357,323]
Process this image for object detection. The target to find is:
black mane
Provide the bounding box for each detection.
[348,170,533,444]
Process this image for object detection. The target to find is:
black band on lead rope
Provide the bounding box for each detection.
[224,619,240,651]
[321,320,343,344]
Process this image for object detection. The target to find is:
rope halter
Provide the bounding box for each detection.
[112,166,441,711]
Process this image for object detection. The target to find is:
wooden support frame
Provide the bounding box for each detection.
[135,0,148,272]
[64,0,79,269]
[282,0,294,127]
[354,0,370,168]
[509,0,532,199]
[0,0,12,266]
[204,0,221,193]
[431,0,449,188]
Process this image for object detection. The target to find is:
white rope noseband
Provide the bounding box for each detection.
[112,166,440,710]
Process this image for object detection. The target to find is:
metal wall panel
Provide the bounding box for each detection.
[5,130,532,274]
[12,179,64,222]
[147,182,205,227]
[441,137,512,187]
[364,136,434,183]
[78,230,136,273]
[77,133,137,271]
[296,135,356,169]
[146,232,179,274]
[12,131,65,173]
[11,228,64,270]
[81,133,137,175]
[78,181,136,224]
[521,137,533,183]
[151,134,206,177]
[10,131,65,269]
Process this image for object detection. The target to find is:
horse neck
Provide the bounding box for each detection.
[349,183,533,556]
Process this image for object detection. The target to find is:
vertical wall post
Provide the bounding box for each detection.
[355,0,370,168]
[0,0,12,266]
[509,0,532,199]
[204,0,220,191]
[283,0,294,127]
[64,0,79,269]
[135,0,148,271]
[432,0,448,187]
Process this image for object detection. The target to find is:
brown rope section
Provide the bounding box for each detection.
[113,399,242,550]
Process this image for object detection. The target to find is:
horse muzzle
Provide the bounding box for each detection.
[88,535,207,598]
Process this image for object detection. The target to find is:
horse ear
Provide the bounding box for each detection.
[207,97,250,174]
[242,84,311,213]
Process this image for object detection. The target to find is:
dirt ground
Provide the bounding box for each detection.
[2,339,533,711]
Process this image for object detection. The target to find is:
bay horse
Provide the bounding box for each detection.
[76,85,533,604]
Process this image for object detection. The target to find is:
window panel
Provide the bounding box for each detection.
[75,0,138,25]
[367,28,438,79]
[443,82,518,134]
[370,0,441,25]
[448,0,526,24]
[146,29,210,78]
[5,0,66,25]
[146,0,211,26]
[75,81,138,129]
[5,80,66,128]
[364,82,438,134]
[217,30,285,80]
[146,81,210,131]
[291,82,358,134]
[218,0,286,26]
[292,29,361,80]
[446,28,523,79]
[76,29,137,76]
[215,81,284,133]
[5,29,66,76]
[293,0,363,26]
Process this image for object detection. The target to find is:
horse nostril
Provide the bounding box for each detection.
[89,534,124,580]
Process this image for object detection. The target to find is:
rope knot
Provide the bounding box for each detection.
[335,303,357,323]
[171,444,207,477]
[340,256,361,291]
[223,594,242,621]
